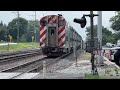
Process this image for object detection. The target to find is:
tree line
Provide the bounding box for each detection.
[0,17,40,43]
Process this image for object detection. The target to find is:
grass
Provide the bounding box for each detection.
[85,73,105,79]
[0,43,40,54]
[80,52,91,60]
[85,68,120,79]
[105,68,120,76]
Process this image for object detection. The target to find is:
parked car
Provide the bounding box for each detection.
[114,48,120,66]
[106,43,112,48]
[109,46,120,66]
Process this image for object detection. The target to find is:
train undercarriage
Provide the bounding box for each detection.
[41,45,81,57]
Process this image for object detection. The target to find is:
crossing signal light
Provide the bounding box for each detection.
[73,15,87,28]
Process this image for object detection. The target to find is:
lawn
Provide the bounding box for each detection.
[0,43,40,54]
[85,73,105,79]
[85,68,120,79]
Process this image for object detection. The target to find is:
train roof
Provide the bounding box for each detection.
[40,14,66,21]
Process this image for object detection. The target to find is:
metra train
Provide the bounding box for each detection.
[40,14,84,56]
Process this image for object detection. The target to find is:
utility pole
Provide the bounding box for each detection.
[97,11,104,65]
[12,11,20,43]
[34,11,36,43]
[84,11,98,75]
[90,11,95,74]
[30,11,37,43]
[17,11,20,43]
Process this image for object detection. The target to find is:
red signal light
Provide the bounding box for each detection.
[73,15,87,28]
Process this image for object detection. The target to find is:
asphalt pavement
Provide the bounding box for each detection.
[0,43,17,46]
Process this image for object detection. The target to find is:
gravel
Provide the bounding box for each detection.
[37,49,120,79]
[39,49,83,73]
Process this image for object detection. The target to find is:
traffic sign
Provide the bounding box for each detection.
[10,36,12,42]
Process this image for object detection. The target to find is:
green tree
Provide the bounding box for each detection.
[109,11,120,42]
[0,21,8,42]
[7,17,28,42]
[85,25,97,37]
[20,34,27,42]
[109,11,120,31]
[26,20,40,42]
[112,32,120,43]
[85,25,115,45]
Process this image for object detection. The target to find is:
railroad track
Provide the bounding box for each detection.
[0,48,41,57]
[7,52,72,79]
[1,56,47,72]
[0,49,42,64]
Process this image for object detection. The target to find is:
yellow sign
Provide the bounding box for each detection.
[32,36,34,42]
[10,36,12,42]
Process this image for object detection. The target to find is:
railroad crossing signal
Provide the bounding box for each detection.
[74,12,99,75]
[73,15,87,28]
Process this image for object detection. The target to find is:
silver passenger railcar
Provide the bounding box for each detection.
[40,14,83,56]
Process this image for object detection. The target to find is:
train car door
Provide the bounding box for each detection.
[48,27,56,47]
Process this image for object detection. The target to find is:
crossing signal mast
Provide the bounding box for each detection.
[73,11,99,75]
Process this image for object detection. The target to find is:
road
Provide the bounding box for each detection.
[0,43,17,46]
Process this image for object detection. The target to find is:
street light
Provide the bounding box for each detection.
[12,11,20,43]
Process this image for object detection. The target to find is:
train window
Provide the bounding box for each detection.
[51,29,55,35]
[40,20,47,26]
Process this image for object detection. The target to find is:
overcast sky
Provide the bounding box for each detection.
[0,11,115,40]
